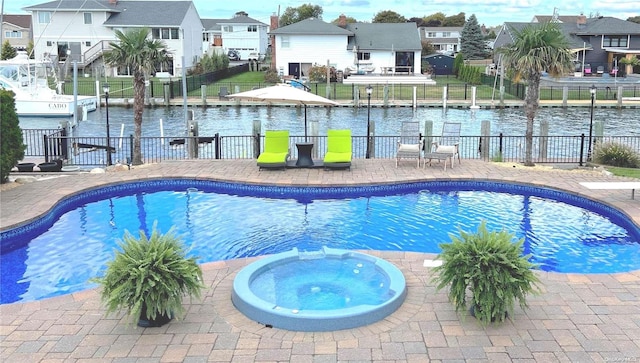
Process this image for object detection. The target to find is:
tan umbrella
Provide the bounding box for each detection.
[227,84,340,141]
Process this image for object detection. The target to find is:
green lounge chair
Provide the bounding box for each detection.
[257,130,290,169]
[323,129,352,170]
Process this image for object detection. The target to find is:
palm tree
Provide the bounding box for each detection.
[498,22,574,166]
[104,28,168,165]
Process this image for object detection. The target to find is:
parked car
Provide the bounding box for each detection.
[228,50,240,61]
[247,52,261,61]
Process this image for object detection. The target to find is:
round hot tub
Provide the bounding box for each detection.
[231,247,407,331]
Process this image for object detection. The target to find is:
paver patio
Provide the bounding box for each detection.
[1,159,639,362]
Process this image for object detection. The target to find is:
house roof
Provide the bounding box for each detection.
[2,14,32,29]
[202,19,224,31]
[103,2,194,27]
[574,16,640,35]
[533,15,581,23]
[346,22,421,51]
[24,1,197,27]
[215,15,266,26]
[270,18,353,36]
[24,0,117,12]
[202,15,266,32]
[500,22,589,50]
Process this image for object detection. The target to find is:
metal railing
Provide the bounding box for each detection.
[22,129,640,167]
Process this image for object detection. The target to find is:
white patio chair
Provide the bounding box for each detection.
[395,121,423,168]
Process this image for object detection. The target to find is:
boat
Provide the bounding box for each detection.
[0,52,97,117]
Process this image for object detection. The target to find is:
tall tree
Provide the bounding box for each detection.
[460,14,487,60]
[443,12,465,26]
[409,17,426,27]
[279,4,323,26]
[627,16,640,24]
[372,10,406,23]
[421,40,436,55]
[0,90,25,183]
[103,28,169,165]
[1,40,17,60]
[423,12,445,27]
[498,22,573,166]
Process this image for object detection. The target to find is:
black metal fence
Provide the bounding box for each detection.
[22,129,640,168]
[61,66,640,102]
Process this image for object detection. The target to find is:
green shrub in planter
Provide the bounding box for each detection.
[93,224,205,327]
[431,221,541,325]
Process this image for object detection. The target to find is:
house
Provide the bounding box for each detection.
[419,27,462,55]
[2,15,33,51]
[494,14,640,76]
[23,0,203,76]
[269,16,422,78]
[202,12,268,60]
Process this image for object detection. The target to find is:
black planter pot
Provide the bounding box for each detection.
[38,160,62,172]
[16,163,36,172]
[138,308,173,328]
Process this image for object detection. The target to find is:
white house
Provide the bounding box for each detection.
[420,27,463,55]
[202,12,268,60]
[24,0,203,76]
[270,17,422,78]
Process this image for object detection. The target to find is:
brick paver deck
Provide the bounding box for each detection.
[1,159,639,362]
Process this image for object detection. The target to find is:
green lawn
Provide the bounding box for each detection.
[605,167,640,179]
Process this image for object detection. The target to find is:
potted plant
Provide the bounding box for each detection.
[93,224,205,327]
[431,221,541,325]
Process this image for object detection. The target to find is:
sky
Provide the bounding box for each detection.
[2,0,638,27]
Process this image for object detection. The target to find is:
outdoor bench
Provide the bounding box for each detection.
[579,182,640,199]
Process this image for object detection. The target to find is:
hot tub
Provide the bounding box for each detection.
[231,247,407,331]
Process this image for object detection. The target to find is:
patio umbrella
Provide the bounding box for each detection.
[227,84,340,141]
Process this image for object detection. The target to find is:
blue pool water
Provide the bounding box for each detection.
[1,179,640,304]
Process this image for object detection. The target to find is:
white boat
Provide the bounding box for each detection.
[0,52,97,117]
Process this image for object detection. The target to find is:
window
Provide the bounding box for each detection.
[203,33,210,41]
[4,31,22,38]
[85,41,91,47]
[38,11,51,24]
[247,25,257,32]
[357,52,371,61]
[46,41,53,46]
[442,32,451,37]
[83,12,92,24]
[223,26,233,32]
[603,35,628,48]
[152,28,179,39]
[427,32,436,37]
[281,36,290,48]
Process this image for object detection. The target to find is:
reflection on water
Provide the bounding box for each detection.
[19,106,640,138]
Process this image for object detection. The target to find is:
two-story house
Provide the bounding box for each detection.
[202,12,268,60]
[24,0,203,76]
[494,15,640,76]
[2,15,33,51]
[269,16,422,78]
[419,27,462,55]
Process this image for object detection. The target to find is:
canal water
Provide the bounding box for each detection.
[19,106,640,138]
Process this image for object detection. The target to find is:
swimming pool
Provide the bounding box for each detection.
[1,179,639,304]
